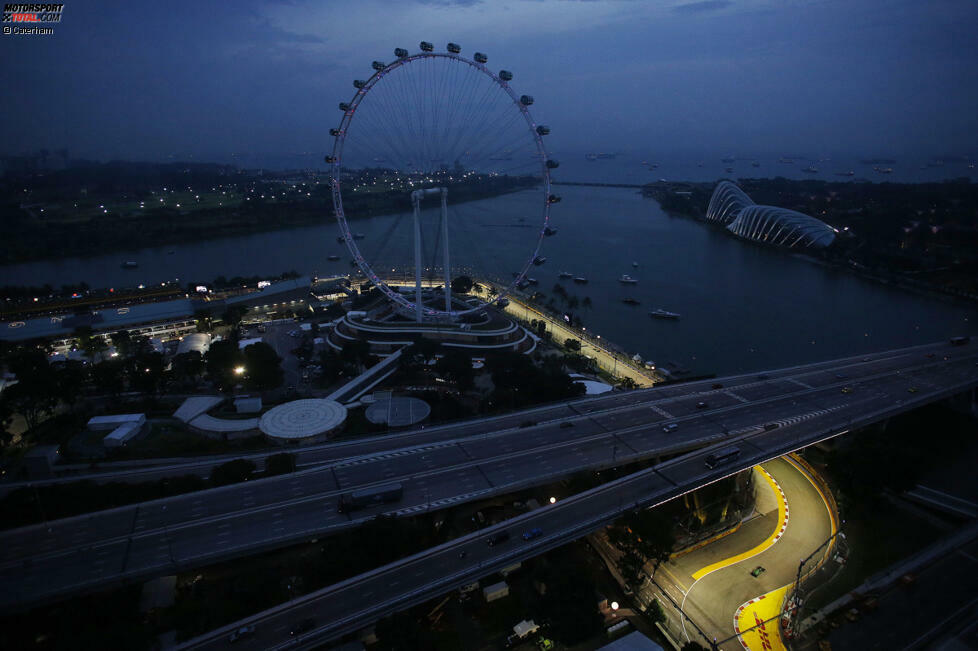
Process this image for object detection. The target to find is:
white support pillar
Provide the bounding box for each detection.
[441,187,451,316]
[411,190,424,323]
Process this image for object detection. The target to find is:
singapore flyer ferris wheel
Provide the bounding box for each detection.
[326,41,558,321]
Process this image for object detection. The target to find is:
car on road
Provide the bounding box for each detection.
[291,618,315,636]
[519,420,537,428]
[559,421,574,429]
[487,531,510,546]
[662,423,679,433]
[228,625,255,643]
[907,387,918,393]
[841,386,853,394]
[522,527,543,541]
[751,566,766,578]
[711,383,723,389]
[835,373,847,379]
[696,401,708,409]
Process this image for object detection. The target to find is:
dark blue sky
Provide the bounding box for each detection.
[2,0,976,162]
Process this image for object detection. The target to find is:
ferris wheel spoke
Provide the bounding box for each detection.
[331,49,552,318]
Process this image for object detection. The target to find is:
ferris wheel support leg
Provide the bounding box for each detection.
[412,191,424,323]
[441,188,451,316]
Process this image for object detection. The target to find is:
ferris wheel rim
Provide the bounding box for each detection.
[328,49,552,318]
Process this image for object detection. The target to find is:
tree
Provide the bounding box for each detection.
[205,340,244,390]
[222,305,247,328]
[564,338,581,352]
[434,349,475,391]
[210,459,256,486]
[56,360,86,409]
[264,452,296,476]
[242,342,284,391]
[340,339,373,372]
[91,359,125,397]
[582,296,593,310]
[194,309,213,333]
[450,275,473,295]
[617,550,645,588]
[170,351,204,385]
[129,351,165,394]
[73,325,105,361]
[318,349,344,384]
[110,330,134,358]
[3,350,59,432]
[538,551,604,644]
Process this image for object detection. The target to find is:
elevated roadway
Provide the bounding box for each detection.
[3,342,977,611]
[9,340,962,489]
[177,344,978,650]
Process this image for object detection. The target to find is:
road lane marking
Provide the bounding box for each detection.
[724,390,749,403]
[649,405,673,419]
[690,467,788,581]
[787,378,812,389]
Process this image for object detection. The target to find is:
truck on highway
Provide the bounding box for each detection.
[950,336,970,346]
[337,482,403,513]
[704,446,741,469]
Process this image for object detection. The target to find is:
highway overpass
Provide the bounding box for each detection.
[3,341,976,613]
[178,341,978,650]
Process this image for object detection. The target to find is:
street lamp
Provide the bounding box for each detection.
[611,601,619,611]
[233,365,246,375]
[549,496,556,504]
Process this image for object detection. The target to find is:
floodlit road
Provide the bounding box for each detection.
[658,456,835,650]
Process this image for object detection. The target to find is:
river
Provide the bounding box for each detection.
[2,179,972,377]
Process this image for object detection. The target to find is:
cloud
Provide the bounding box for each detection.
[672,0,732,14]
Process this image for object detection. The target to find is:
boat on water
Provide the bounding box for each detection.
[353,233,366,239]
[573,277,588,284]
[619,274,638,284]
[167,250,175,255]
[121,261,138,269]
[558,271,573,279]
[585,152,617,161]
[327,255,341,261]
[724,167,734,173]
[835,170,855,177]
[622,297,640,305]
[632,261,638,267]
[751,161,760,168]
[533,256,546,266]
[649,308,680,320]
[526,278,538,285]
[778,157,794,164]
[802,166,818,173]
[544,226,558,236]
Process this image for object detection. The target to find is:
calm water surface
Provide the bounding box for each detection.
[2,184,973,376]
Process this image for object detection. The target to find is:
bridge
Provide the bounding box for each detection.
[3,342,976,626]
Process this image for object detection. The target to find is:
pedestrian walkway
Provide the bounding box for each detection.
[172,396,223,423]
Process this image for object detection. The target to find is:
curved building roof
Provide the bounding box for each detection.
[706,180,755,224]
[259,399,347,441]
[727,205,836,249]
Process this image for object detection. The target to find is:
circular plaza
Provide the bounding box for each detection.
[259,399,348,444]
